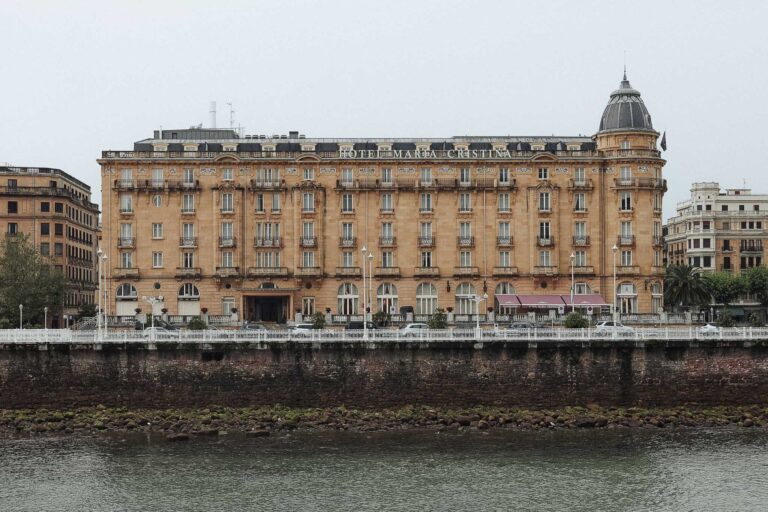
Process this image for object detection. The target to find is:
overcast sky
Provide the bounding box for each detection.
[1,0,766,219]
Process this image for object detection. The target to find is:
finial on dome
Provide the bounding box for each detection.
[623,65,627,82]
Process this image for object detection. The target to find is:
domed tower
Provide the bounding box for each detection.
[595,71,659,151]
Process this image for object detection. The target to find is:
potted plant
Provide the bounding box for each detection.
[134,308,142,314]
[231,307,238,314]
[161,308,168,314]
[201,307,208,314]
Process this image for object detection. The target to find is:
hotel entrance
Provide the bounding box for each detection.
[243,292,291,324]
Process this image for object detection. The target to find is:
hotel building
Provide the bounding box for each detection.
[99,74,666,322]
[0,166,100,326]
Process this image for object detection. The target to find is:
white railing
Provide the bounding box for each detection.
[1,327,768,344]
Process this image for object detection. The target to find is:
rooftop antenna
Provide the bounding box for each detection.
[227,102,235,129]
[209,101,217,129]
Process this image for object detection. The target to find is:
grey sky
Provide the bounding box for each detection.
[1,0,766,219]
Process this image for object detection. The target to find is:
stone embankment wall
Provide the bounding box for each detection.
[1,341,767,409]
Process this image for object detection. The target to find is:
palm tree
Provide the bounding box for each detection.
[664,264,711,311]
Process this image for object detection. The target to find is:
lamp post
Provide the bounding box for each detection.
[361,246,368,340]
[472,294,488,336]
[367,252,374,323]
[19,304,23,330]
[44,307,48,330]
[612,244,618,323]
[569,252,576,313]
[101,252,108,336]
[97,248,103,338]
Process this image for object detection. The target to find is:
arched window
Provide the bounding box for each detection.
[574,282,592,295]
[651,282,663,313]
[116,283,137,300]
[415,283,438,315]
[376,283,398,314]
[337,283,359,315]
[455,282,477,315]
[178,283,200,300]
[495,282,515,295]
[617,282,637,314]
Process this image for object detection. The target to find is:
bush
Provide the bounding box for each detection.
[372,311,390,327]
[187,316,208,330]
[564,312,588,328]
[748,312,763,327]
[428,308,447,329]
[717,310,735,327]
[311,312,326,329]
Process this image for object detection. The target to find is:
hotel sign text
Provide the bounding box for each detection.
[339,149,515,160]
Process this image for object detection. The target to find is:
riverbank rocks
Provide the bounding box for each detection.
[166,433,189,442]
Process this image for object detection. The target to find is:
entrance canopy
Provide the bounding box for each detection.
[515,295,566,308]
[561,294,609,307]
[495,294,519,307]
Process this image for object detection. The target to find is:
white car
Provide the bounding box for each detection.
[291,323,316,337]
[699,323,719,335]
[400,323,430,337]
[594,321,634,336]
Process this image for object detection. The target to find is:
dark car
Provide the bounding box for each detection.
[345,321,377,331]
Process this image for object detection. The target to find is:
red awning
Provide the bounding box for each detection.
[515,295,566,308]
[495,294,520,307]
[561,294,609,307]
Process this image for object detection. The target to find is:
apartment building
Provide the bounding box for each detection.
[99,74,666,322]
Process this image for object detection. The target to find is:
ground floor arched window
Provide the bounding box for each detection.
[618,282,637,314]
[455,282,477,314]
[495,282,515,295]
[415,283,438,315]
[377,283,398,314]
[178,283,201,316]
[651,282,663,313]
[115,283,138,316]
[337,283,359,315]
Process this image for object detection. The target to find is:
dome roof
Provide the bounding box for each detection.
[598,72,654,133]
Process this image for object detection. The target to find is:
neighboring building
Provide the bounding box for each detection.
[665,182,768,273]
[99,73,666,322]
[0,166,100,326]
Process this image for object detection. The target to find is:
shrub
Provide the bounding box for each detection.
[428,308,447,329]
[748,312,763,327]
[564,312,588,328]
[187,316,208,330]
[372,311,390,327]
[311,312,326,329]
[717,310,735,327]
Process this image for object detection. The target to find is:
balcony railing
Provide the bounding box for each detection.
[740,243,763,252]
[375,266,401,277]
[572,236,590,246]
[457,236,474,247]
[113,267,139,278]
[653,236,663,246]
[496,236,513,247]
[617,265,641,275]
[175,267,201,277]
[299,236,317,247]
[117,237,136,248]
[454,266,479,276]
[379,236,396,247]
[532,266,557,275]
[573,266,595,275]
[181,207,195,214]
[617,235,635,246]
[492,266,518,276]
[119,208,133,215]
[215,266,240,277]
[418,236,435,247]
[537,236,554,247]
[296,266,322,277]
[651,266,665,276]
[246,266,288,277]
[419,207,433,214]
[220,207,234,214]
[569,179,594,190]
[335,267,361,277]
[380,208,394,214]
[339,237,357,248]
[614,177,667,190]
[414,266,440,277]
[218,236,236,248]
[179,237,197,247]
[249,179,286,190]
[254,237,282,247]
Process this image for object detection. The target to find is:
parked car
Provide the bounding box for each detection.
[345,321,377,331]
[142,326,174,339]
[241,322,268,331]
[594,321,635,336]
[509,321,538,330]
[400,323,430,336]
[699,323,719,335]
[291,323,316,337]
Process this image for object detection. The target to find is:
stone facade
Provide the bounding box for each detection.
[0,166,100,326]
[99,75,666,321]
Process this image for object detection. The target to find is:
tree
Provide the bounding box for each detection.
[77,303,97,320]
[702,272,745,308]
[427,308,447,329]
[564,312,588,328]
[187,316,207,330]
[664,264,711,311]
[0,234,66,326]
[311,311,326,329]
[744,266,768,307]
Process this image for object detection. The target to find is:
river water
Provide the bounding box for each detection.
[1,429,767,511]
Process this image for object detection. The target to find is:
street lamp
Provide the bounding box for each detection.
[97,248,103,337]
[19,304,23,330]
[569,252,576,314]
[44,307,48,330]
[367,252,374,322]
[361,246,368,340]
[472,294,488,335]
[612,244,618,323]
[101,252,108,336]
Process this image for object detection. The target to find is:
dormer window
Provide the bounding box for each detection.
[620,140,630,150]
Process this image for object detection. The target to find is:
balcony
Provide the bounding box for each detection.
[181,207,195,215]
[651,266,665,276]
[492,266,518,276]
[616,265,640,276]
[299,236,317,247]
[179,237,197,248]
[168,179,201,191]
[722,246,734,253]
[380,208,395,214]
[497,207,512,214]
[113,267,139,278]
[496,236,513,247]
[458,207,473,214]
[457,236,474,247]
[249,179,286,190]
[379,236,396,247]
[175,267,202,278]
[296,266,322,277]
[568,179,594,190]
[113,179,135,190]
[117,237,136,248]
[414,266,440,277]
[335,266,361,277]
[613,177,667,190]
[740,243,763,253]
[301,207,315,214]
[246,266,288,277]
[653,236,663,246]
[220,208,234,215]
[215,266,240,277]
[339,237,357,248]
[617,235,635,246]
[119,208,133,215]
[375,266,401,277]
[532,266,557,276]
[573,265,595,275]
[419,207,433,214]
[537,236,554,247]
[218,236,237,248]
[572,236,590,246]
[254,237,282,248]
[454,266,480,277]
[418,236,436,247]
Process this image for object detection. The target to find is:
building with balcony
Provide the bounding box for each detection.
[665,182,768,275]
[99,73,666,322]
[0,166,100,326]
